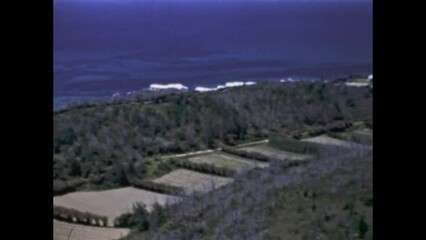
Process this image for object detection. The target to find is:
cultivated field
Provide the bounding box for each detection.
[54,187,179,226]
[302,135,369,149]
[354,128,372,135]
[328,128,372,145]
[54,219,130,240]
[153,169,234,194]
[188,152,269,172]
[239,144,311,161]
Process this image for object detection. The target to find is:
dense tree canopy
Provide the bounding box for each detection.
[53,80,372,189]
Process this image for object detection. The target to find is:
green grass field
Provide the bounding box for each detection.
[187,152,269,171]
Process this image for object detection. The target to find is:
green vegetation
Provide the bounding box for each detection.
[53,206,108,227]
[131,179,184,195]
[122,146,372,240]
[53,80,372,191]
[173,158,237,177]
[53,78,372,239]
[114,203,169,232]
[328,130,373,145]
[53,179,85,196]
[358,217,369,239]
[115,203,150,231]
[269,135,321,154]
[188,153,254,170]
[221,146,270,162]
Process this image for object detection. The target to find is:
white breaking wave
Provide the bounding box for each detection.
[225,82,245,87]
[345,82,370,87]
[195,87,217,92]
[245,81,257,85]
[149,83,188,91]
[195,81,257,92]
[280,77,295,83]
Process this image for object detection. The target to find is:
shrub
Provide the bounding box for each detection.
[362,197,373,207]
[53,179,75,196]
[175,159,237,177]
[53,206,108,226]
[114,203,150,231]
[132,179,183,194]
[114,213,133,227]
[358,217,369,239]
[327,120,347,132]
[221,146,269,162]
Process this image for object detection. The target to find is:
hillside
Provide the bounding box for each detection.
[53,78,372,240]
[54,80,372,191]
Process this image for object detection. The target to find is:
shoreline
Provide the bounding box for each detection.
[54,73,372,112]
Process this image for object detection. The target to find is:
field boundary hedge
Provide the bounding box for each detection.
[53,205,108,227]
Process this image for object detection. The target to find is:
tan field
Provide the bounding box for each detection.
[54,187,179,226]
[302,135,369,149]
[240,144,311,161]
[153,169,234,194]
[354,128,373,136]
[188,152,269,172]
[53,219,130,240]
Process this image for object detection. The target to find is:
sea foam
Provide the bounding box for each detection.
[195,87,217,92]
[195,81,257,92]
[149,83,189,91]
[345,82,370,87]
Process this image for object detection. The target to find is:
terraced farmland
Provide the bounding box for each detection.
[153,169,234,194]
[54,187,179,226]
[187,152,269,172]
[302,135,369,149]
[54,219,130,240]
[239,144,311,161]
[354,128,372,136]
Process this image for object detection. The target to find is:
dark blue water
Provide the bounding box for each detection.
[54,1,372,110]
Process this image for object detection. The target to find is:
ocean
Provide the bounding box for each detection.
[54,1,372,110]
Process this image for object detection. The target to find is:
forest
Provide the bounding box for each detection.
[53,77,373,239]
[54,79,372,192]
